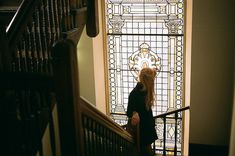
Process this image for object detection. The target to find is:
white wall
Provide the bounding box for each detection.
[92,0,107,114]
[77,26,96,105]
[190,0,235,146]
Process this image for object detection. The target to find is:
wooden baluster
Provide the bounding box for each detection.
[26,27,34,73]
[82,115,86,155]
[88,118,92,156]
[38,5,49,74]
[48,0,56,43]
[70,0,78,29]
[82,115,89,156]
[92,121,96,155]
[123,139,127,156]
[115,134,120,155]
[15,39,26,72]
[34,9,44,73]
[63,0,70,30]
[30,19,39,73]
[107,130,111,155]
[114,134,118,156]
[57,0,63,26]
[115,133,118,156]
[53,0,61,39]
[100,125,104,156]
[96,124,101,156]
[102,126,106,156]
[21,38,28,72]
[117,135,121,156]
[109,131,113,155]
[61,0,67,31]
[67,0,73,29]
[105,129,109,155]
[114,133,117,155]
[43,0,52,46]
[15,43,22,72]
[43,0,54,75]
[105,128,108,156]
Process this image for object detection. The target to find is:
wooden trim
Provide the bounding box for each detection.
[52,39,80,156]
[86,0,99,37]
[154,106,190,119]
[79,97,134,143]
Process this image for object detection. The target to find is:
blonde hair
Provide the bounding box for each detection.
[139,68,156,111]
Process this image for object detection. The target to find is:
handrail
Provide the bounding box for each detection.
[154,106,190,156]
[80,97,134,141]
[6,0,40,45]
[123,106,190,155]
[79,97,137,155]
[154,106,190,119]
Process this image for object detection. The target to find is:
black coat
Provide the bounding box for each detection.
[127,82,158,145]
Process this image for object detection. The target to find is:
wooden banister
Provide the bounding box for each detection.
[80,97,134,141]
[6,0,40,45]
[154,106,190,119]
[79,97,136,156]
[154,106,190,156]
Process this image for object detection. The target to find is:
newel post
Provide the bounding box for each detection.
[86,0,99,37]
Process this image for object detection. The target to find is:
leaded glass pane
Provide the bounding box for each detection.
[105,0,184,154]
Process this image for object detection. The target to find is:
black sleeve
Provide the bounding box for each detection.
[127,91,136,118]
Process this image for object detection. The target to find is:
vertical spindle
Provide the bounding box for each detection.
[30,19,39,73]
[163,117,166,156]
[174,112,178,156]
[26,27,34,73]
[34,9,44,73]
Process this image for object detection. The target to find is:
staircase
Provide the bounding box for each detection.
[0,0,190,156]
[0,0,136,155]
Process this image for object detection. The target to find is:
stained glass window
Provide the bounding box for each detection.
[105,0,184,154]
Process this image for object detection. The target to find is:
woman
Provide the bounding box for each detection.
[127,67,158,156]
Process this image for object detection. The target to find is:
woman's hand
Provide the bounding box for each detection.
[131,112,140,126]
